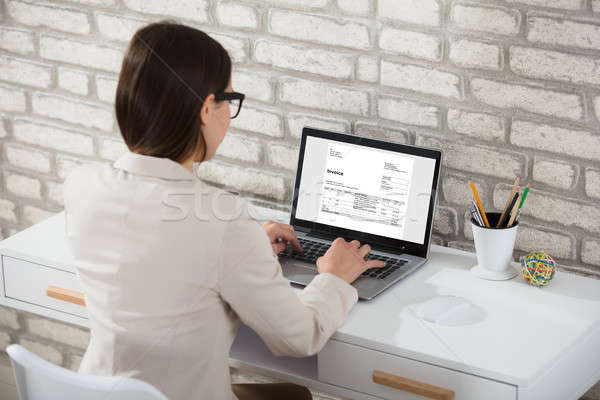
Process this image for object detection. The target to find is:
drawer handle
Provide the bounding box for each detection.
[372,370,454,400]
[46,286,86,306]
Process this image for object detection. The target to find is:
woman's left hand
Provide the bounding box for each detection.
[262,221,302,255]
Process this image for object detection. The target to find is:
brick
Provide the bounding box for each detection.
[448,109,504,142]
[511,120,600,161]
[269,10,370,50]
[354,122,410,143]
[46,181,64,206]
[233,70,273,103]
[254,40,353,79]
[0,114,6,138]
[595,97,600,122]
[443,173,490,206]
[40,34,123,73]
[0,55,52,88]
[417,135,525,179]
[96,12,147,42]
[5,144,52,173]
[449,39,502,71]
[516,225,574,259]
[287,113,350,138]
[0,331,12,352]
[586,168,600,199]
[533,158,577,190]
[505,0,583,9]
[6,173,41,199]
[96,75,118,103]
[123,0,208,22]
[32,93,114,132]
[259,0,327,6]
[268,143,298,171]
[582,237,600,266]
[7,0,90,34]
[0,199,17,223]
[208,32,247,63]
[216,133,262,163]
[99,137,127,161]
[357,56,378,83]
[471,78,582,121]
[451,3,520,36]
[379,28,440,61]
[493,184,600,234]
[280,78,369,116]
[63,0,116,5]
[511,46,600,86]
[28,318,90,349]
[58,68,89,96]
[13,118,95,156]
[378,0,440,26]
[196,161,287,201]
[378,96,439,127]
[23,205,55,224]
[216,2,258,29]
[337,0,371,15]
[0,307,19,330]
[230,106,283,138]
[381,61,461,99]
[0,84,26,112]
[594,0,600,12]
[433,206,458,235]
[0,27,35,55]
[527,14,600,51]
[19,338,62,365]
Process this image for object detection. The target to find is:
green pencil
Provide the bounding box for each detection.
[518,184,530,209]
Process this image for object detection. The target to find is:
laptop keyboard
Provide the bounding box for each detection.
[279,238,410,280]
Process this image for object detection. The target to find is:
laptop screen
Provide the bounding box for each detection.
[290,128,442,257]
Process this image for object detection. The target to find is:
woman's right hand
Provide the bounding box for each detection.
[316,238,386,284]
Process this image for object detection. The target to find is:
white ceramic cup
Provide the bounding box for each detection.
[470,212,519,281]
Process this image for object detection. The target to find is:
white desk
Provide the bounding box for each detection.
[1,210,599,400]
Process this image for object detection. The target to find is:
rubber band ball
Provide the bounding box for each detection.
[521,251,556,287]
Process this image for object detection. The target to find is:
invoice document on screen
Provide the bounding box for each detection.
[295,137,435,244]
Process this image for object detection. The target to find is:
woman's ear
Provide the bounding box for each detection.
[199,93,215,126]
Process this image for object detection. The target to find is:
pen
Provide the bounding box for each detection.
[469,181,490,228]
[507,192,521,227]
[497,177,520,228]
[499,191,519,228]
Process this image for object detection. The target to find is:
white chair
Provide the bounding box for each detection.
[6,344,167,400]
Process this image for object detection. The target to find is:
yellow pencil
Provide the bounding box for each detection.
[469,181,490,228]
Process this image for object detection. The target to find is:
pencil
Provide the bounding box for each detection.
[469,181,490,228]
[507,192,521,227]
[518,184,530,209]
[497,177,520,228]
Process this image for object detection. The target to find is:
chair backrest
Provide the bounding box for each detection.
[6,344,167,400]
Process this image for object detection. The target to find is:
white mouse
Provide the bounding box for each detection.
[418,295,478,325]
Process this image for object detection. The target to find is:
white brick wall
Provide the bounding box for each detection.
[0,2,599,396]
[379,28,441,61]
[527,14,600,51]
[471,78,583,121]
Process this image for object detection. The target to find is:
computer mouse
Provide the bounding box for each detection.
[417,295,479,325]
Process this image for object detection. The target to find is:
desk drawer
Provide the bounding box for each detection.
[318,340,515,400]
[2,256,87,318]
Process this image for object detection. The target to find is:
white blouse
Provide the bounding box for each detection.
[63,151,358,400]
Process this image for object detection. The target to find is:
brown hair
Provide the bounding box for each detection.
[115,21,231,163]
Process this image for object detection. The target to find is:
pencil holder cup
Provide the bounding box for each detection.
[470,212,519,281]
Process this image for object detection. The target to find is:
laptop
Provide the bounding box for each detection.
[279,127,442,300]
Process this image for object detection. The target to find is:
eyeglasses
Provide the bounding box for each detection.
[214,91,245,119]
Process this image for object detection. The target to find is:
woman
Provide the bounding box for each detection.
[64,21,384,400]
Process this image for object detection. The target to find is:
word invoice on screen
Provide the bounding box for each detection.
[317,142,415,240]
